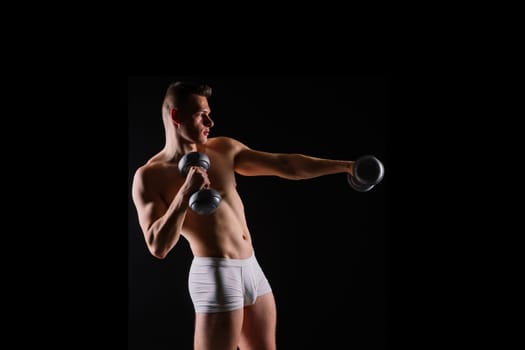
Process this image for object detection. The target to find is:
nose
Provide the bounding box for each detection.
[203,114,214,128]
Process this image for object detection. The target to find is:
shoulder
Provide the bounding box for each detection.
[133,163,153,181]
[206,136,250,153]
[132,164,151,190]
[132,161,166,190]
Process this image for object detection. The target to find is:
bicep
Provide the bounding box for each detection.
[234,148,287,177]
[132,172,168,234]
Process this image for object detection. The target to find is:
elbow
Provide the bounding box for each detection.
[147,238,170,259]
[144,227,181,259]
[145,229,171,259]
[278,155,303,180]
[150,246,168,259]
[148,233,180,259]
[282,166,307,180]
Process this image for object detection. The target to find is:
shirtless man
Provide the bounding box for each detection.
[131,81,360,350]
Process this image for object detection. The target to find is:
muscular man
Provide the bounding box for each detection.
[131,81,357,350]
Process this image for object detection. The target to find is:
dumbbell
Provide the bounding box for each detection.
[347,155,385,192]
[178,152,222,215]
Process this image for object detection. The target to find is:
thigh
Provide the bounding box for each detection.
[239,292,277,350]
[194,308,244,350]
[188,263,244,313]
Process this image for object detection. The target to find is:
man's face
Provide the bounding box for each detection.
[179,94,214,144]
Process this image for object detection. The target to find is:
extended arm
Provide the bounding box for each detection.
[232,139,354,179]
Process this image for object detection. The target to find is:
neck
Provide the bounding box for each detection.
[163,126,197,162]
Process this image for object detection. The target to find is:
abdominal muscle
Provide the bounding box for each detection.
[181,187,254,259]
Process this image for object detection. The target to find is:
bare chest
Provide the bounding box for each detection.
[160,156,237,205]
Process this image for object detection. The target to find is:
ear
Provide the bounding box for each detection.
[170,108,181,125]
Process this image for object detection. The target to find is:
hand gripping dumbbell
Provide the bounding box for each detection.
[347,155,385,192]
[178,152,222,215]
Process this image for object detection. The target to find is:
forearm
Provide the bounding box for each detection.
[146,192,190,259]
[279,154,354,180]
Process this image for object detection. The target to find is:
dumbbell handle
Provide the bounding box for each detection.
[178,152,221,215]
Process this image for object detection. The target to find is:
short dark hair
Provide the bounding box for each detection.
[163,81,212,110]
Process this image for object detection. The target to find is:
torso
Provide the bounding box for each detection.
[148,137,253,259]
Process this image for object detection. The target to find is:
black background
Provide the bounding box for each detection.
[8,31,505,350]
[128,75,390,349]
